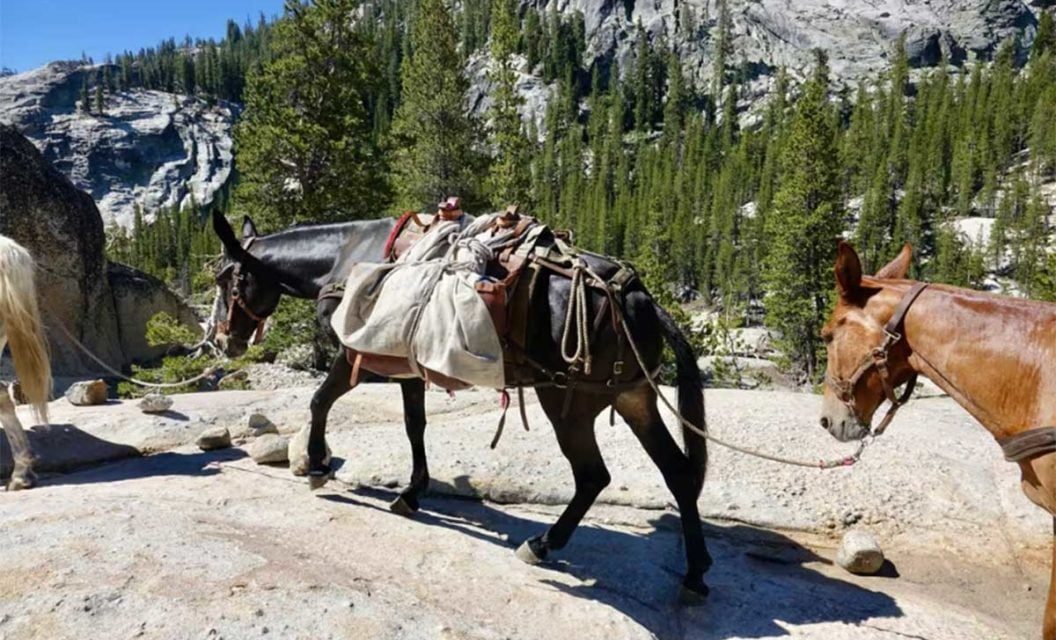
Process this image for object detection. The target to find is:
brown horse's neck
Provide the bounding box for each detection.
[866,278,1056,440]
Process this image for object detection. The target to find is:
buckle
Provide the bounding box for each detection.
[883,329,902,344]
[613,360,624,376]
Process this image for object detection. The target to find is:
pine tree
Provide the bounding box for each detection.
[485,0,531,207]
[234,0,387,228]
[762,51,842,380]
[390,0,483,210]
[94,83,105,115]
[1032,11,1055,60]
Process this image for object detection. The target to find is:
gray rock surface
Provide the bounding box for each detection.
[836,528,886,575]
[0,61,235,228]
[63,380,108,406]
[0,124,199,374]
[196,426,231,451]
[246,434,290,464]
[137,392,173,414]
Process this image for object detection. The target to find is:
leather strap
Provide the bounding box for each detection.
[999,427,1056,462]
[884,282,930,337]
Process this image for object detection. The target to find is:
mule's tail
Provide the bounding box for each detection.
[0,238,51,424]
[654,302,707,493]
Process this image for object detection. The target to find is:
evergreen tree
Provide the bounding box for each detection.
[1033,11,1055,60]
[94,83,105,115]
[485,0,531,207]
[762,51,842,379]
[235,0,387,228]
[390,0,483,210]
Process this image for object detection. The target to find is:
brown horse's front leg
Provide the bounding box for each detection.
[1045,518,1056,640]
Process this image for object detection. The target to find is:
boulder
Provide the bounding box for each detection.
[836,529,885,575]
[196,427,231,451]
[138,393,174,414]
[247,413,279,437]
[289,423,331,477]
[64,380,108,406]
[0,125,200,375]
[0,124,124,374]
[107,263,200,363]
[247,434,290,465]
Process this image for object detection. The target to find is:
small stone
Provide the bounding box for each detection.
[248,434,290,464]
[197,427,232,451]
[288,423,330,477]
[65,379,108,406]
[247,413,279,436]
[138,393,173,413]
[836,529,885,575]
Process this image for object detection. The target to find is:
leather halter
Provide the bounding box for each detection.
[217,237,268,344]
[825,282,930,437]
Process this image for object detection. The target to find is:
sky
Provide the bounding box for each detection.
[1,0,285,73]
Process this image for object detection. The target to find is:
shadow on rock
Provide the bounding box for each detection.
[1,422,141,479]
[321,482,902,639]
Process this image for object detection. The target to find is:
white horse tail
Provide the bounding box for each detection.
[0,236,52,423]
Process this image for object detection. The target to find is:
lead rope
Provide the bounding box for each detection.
[575,264,869,470]
[50,320,219,389]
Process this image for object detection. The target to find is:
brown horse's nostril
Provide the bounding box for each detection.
[820,417,830,430]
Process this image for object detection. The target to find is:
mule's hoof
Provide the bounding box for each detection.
[389,496,417,517]
[678,580,710,606]
[307,469,332,490]
[6,470,36,491]
[515,538,547,565]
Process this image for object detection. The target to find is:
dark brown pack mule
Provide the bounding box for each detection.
[819,241,1056,638]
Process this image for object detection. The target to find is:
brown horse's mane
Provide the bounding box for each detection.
[861,275,1056,315]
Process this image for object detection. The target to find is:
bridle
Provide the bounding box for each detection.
[824,282,930,437]
[216,237,270,345]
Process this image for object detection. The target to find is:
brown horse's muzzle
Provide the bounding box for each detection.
[820,391,871,442]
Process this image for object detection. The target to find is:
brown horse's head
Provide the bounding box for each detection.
[819,242,916,442]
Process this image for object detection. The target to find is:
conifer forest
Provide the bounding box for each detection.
[98,0,1056,379]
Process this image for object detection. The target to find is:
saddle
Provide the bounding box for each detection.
[345,205,546,390]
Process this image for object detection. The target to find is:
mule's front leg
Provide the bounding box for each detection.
[0,385,36,491]
[516,389,609,563]
[307,353,353,489]
[390,379,429,516]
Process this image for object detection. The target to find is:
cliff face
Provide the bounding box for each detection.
[542,0,1038,82]
[0,124,198,375]
[0,62,235,229]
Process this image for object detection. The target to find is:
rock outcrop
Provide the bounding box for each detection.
[0,124,198,375]
[0,61,235,229]
[470,1,1044,127]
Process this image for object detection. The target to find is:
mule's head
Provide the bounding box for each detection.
[819,242,914,441]
[212,211,282,357]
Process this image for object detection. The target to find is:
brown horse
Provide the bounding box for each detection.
[819,241,1056,638]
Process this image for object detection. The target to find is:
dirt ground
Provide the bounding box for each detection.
[1,385,1050,639]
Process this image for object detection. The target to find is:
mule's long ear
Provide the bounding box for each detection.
[875,243,912,280]
[213,210,244,258]
[835,241,862,297]
[242,215,258,240]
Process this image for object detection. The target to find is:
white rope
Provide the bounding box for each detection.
[49,320,218,390]
[576,263,868,470]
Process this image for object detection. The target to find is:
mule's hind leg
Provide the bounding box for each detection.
[516,388,610,563]
[307,353,353,489]
[0,384,35,491]
[390,378,429,516]
[616,385,712,601]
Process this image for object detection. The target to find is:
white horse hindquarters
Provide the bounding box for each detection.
[0,234,52,490]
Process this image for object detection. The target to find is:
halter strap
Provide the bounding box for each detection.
[826,282,930,437]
